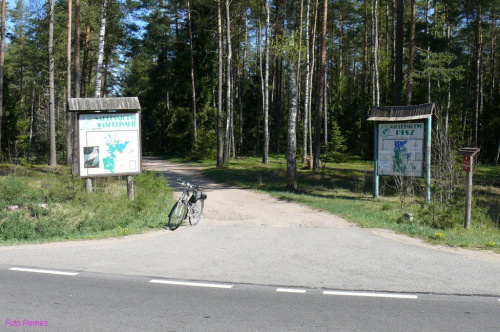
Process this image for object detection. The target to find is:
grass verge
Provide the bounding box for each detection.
[0,164,174,245]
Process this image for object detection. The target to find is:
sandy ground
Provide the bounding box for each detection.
[143,157,500,263]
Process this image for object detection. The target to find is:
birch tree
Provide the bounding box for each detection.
[286,6,299,191]
[95,0,108,98]
[217,0,223,168]
[223,0,232,163]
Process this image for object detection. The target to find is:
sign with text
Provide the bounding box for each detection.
[78,112,141,177]
[378,123,424,177]
[462,155,471,172]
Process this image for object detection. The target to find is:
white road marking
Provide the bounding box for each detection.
[276,288,307,294]
[323,291,418,299]
[150,279,233,289]
[9,267,79,276]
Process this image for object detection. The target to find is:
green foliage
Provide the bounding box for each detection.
[0,166,174,244]
[31,205,50,218]
[0,213,34,240]
[0,176,38,207]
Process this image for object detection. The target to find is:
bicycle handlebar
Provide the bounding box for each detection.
[177,178,200,190]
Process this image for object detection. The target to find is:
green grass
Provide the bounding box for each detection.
[0,165,175,245]
[183,155,500,253]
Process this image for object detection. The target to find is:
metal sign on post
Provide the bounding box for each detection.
[462,155,471,173]
[458,148,480,230]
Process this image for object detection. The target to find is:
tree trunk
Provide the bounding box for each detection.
[309,0,319,159]
[216,0,223,168]
[426,0,431,103]
[286,0,298,191]
[72,0,81,175]
[313,0,327,171]
[27,80,35,162]
[223,0,232,163]
[49,0,57,166]
[239,12,248,154]
[372,0,380,107]
[495,139,500,165]
[394,0,404,106]
[275,57,282,153]
[302,0,311,163]
[473,6,483,148]
[95,0,108,98]
[66,0,73,165]
[287,58,298,191]
[406,0,415,105]
[323,70,327,145]
[262,0,270,164]
[339,0,344,102]
[0,0,5,150]
[187,0,197,149]
[81,21,91,96]
[361,2,368,115]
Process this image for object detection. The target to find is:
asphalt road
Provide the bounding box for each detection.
[1,267,498,331]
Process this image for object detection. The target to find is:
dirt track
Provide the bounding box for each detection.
[143,156,500,263]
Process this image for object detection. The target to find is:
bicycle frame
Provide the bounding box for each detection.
[168,179,206,230]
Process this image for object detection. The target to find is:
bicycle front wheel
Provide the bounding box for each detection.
[189,199,204,226]
[168,201,187,231]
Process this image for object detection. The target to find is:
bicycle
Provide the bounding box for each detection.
[168,179,207,231]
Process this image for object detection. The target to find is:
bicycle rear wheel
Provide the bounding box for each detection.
[168,201,187,231]
[189,199,204,226]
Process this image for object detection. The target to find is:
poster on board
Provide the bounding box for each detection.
[78,112,141,177]
[378,123,424,177]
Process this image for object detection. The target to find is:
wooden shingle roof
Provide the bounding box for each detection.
[367,103,435,122]
[68,97,141,111]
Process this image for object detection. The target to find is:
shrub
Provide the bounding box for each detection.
[31,205,50,218]
[35,218,67,238]
[0,176,38,207]
[0,213,35,240]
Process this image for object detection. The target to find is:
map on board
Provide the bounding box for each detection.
[378,123,424,177]
[79,113,141,177]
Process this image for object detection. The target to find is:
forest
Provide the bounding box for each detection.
[0,0,499,179]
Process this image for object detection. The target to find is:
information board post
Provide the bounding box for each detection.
[425,116,432,204]
[373,124,379,198]
[459,148,480,230]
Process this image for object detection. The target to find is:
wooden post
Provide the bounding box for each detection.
[373,123,379,198]
[425,116,432,204]
[127,176,134,200]
[464,164,473,230]
[459,148,480,230]
[86,178,92,193]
